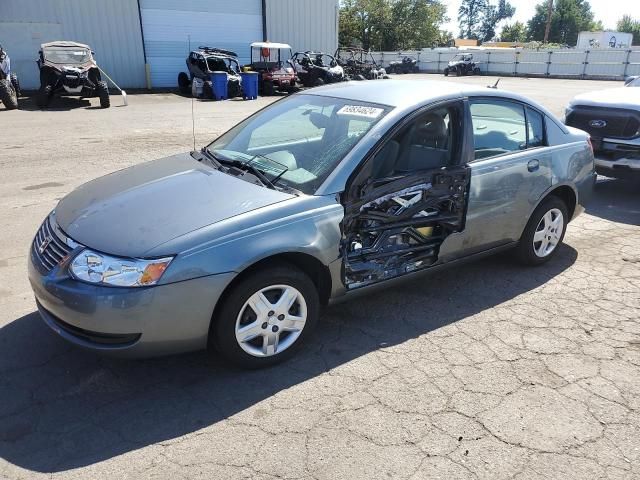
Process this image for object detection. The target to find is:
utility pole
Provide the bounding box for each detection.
[543,0,553,44]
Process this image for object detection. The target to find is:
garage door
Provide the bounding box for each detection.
[140,0,263,88]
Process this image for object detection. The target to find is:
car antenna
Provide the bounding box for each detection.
[189,35,196,151]
[488,78,501,89]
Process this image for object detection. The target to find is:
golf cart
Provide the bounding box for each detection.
[247,42,297,95]
[387,56,419,74]
[443,53,481,76]
[334,47,387,80]
[178,46,242,99]
[0,44,19,110]
[36,41,110,108]
[290,51,344,87]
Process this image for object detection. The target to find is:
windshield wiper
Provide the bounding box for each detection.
[205,150,277,190]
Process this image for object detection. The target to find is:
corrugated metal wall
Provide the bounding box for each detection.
[139,0,263,88]
[265,0,339,55]
[369,48,640,79]
[0,0,146,89]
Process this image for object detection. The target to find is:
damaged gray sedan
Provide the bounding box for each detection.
[29,80,596,368]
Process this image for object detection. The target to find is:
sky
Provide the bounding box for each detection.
[440,0,638,37]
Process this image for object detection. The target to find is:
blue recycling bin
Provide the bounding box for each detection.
[240,71,259,100]
[210,72,228,100]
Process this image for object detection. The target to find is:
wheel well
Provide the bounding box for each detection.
[547,185,577,220]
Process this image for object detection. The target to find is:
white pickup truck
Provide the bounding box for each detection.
[565,77,640,181]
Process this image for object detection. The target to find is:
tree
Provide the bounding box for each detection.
[339,0,448,50]
[617,15,640,46]
[458,0,515,42]
[501,21,528,42]
[526,0,599,45]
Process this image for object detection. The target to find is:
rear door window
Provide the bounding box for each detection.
[526,107,545,148]
[470,100,526,160]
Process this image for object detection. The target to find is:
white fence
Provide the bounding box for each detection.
[370,48,640,79]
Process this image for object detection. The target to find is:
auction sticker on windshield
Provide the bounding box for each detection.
[337,105,384,118]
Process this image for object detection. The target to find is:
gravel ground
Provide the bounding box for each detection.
[1,75,639,479]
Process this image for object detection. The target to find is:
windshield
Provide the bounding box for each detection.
[207,94,390,194]
[43,48,91,64]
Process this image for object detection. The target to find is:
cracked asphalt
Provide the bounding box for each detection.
[1,75,639,479]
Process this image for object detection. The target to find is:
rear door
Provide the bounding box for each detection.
[342,100,471,289]
[439,98,552,260]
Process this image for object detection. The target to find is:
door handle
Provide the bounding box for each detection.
[527,159,540,172]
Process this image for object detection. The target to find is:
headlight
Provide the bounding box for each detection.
[70,249,173,287]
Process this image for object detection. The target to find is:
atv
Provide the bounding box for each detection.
[387,56,419,74]
[178,46,242,99]
[247,42,297,95]
[334,47,387,80]
[0,44,19,110]
[291,51,344,87]
[36,41,110,108]
[443,53,481,77]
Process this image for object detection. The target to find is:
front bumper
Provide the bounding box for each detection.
[28,249,236,358]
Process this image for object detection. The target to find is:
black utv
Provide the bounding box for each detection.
[0,44,19,110]
[290,51,344,87]
[443,53,481,76]
[387,56,419,74]
[334,47,387,80]
[37,41,110,108]
[177,47,242,99]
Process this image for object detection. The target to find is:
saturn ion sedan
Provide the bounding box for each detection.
[29,80,596,368]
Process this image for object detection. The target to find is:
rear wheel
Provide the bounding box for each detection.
[443,68,449,76]
[515,196,568,265]
[473,67,481,75]
[178,72,191,95]
[10,73,20,97]
[96,80,110,108]
[0,79,18,110]
[210,264,319,368]
[36,84,53,108]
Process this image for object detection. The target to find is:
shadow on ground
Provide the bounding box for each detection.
[587,177,640,226]
[11,94,92,111]
[0,247,577,473]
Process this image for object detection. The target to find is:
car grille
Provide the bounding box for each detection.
[32,215,75,273]
[63,74,82,88]
[566,106,640,140]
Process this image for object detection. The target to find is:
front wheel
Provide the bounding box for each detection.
[10,73,20,97]
[178,72,191,95]
[515,196,568,265]
[0,79,18,110]
[97,80,110,108]
[210,264,320,368]
[443,68,449,76]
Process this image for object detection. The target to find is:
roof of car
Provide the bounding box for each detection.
[308,79,539,109]
[41,41,90,49]
[251,42,291,49]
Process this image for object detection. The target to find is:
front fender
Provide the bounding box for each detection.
[155,195,344,284]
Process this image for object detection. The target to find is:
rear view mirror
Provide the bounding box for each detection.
[309,112,330,129]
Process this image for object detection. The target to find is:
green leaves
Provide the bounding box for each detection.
[339,0,449,50]
[458,0,515,42]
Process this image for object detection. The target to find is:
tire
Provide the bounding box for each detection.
[444,68,449,76]
[455,67,461,77]
[262,80,275,96]
[473,67,481,75]
[313,77,325,87]
[0,79,18,110]
[515,196,569,266]
[10,73,20,97]
[36,84,52,108]
[96,80,110,108]
[178,72,191,95]
[210,264,320,368]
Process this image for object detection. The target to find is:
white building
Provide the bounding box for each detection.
[0,0,339,89]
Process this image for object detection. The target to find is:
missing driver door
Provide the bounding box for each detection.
[342,101,471,289]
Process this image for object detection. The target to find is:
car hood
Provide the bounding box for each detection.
[55,153,295,257]
[570,87,640,109]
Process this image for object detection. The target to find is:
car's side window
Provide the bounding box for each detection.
[470,100,527,160]
[526,107,546,148]
[371,105,456,179]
